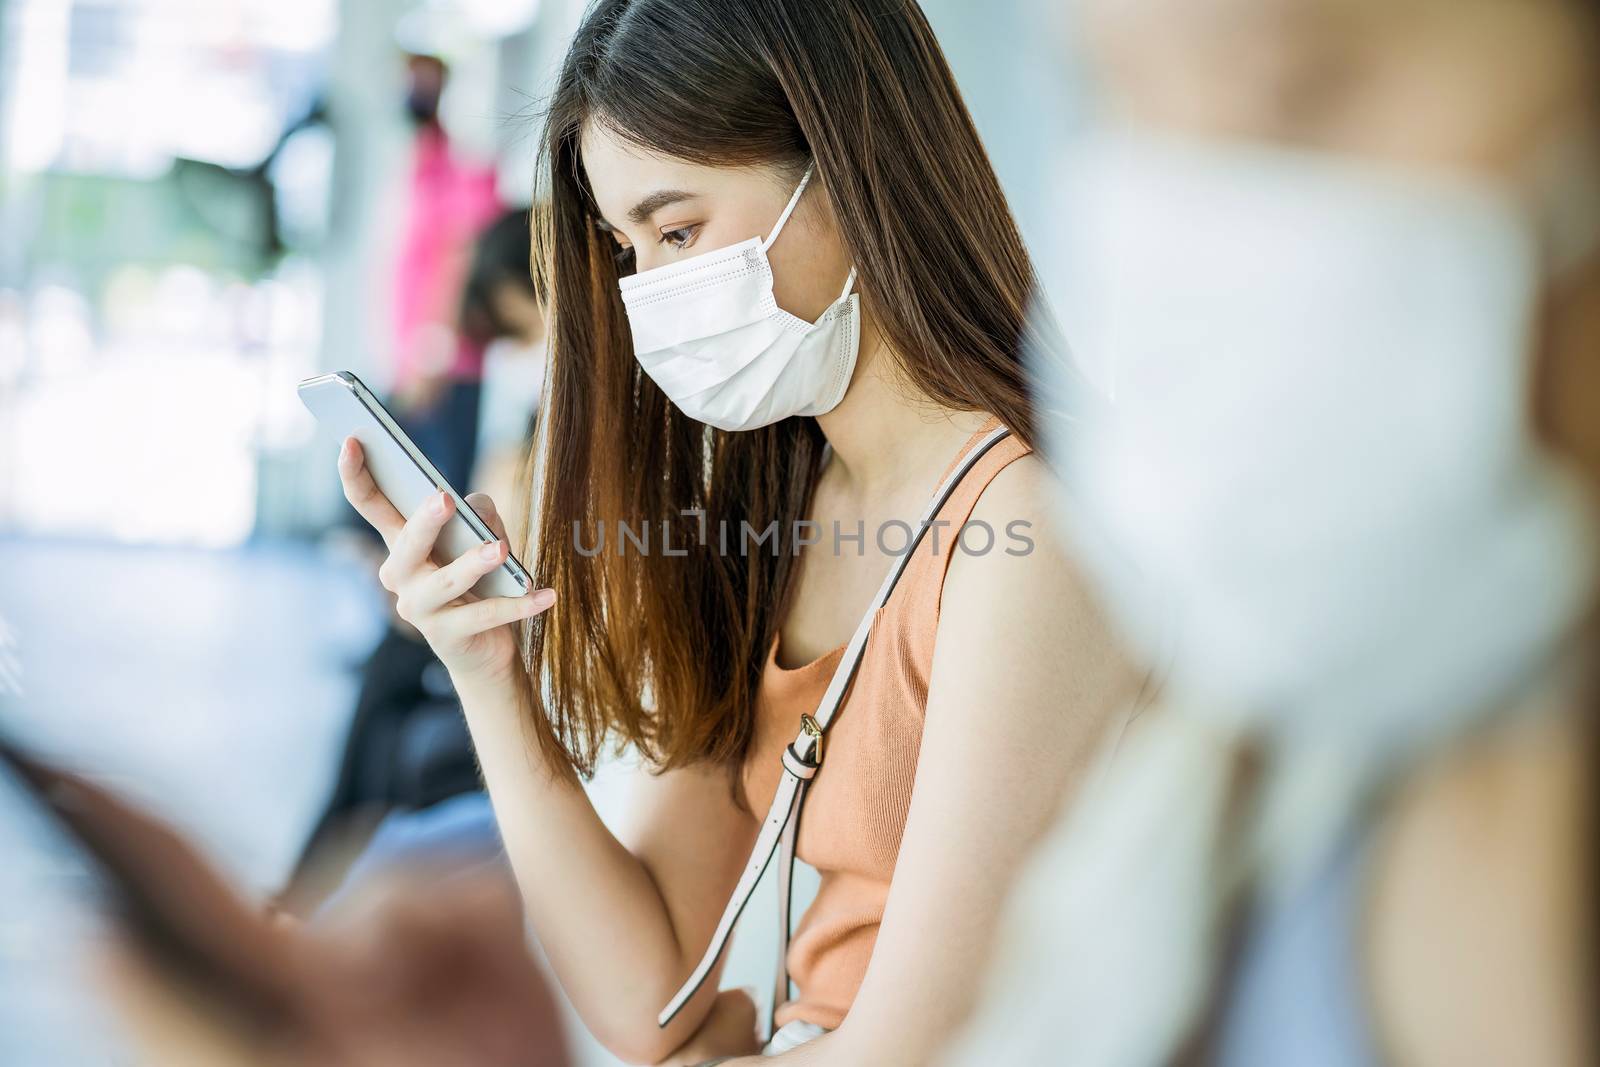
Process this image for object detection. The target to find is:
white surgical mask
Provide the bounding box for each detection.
[618,163,860,431]
[1042,123,1600,749]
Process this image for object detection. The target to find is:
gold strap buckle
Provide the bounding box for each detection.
[799,714,823,765]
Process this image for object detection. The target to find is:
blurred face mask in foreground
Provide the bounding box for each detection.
[1044,123,1600,744]
[618,163,861,432]
[946,121,1600,1067]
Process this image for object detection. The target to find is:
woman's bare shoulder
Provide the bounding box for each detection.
[961,451,1058,555]
[956,452,1101,626]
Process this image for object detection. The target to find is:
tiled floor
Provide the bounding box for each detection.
[0,536,797,1066]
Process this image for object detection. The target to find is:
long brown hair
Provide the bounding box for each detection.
[519,0,1059,780]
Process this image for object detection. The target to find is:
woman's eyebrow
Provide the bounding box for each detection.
[626,189,698,225]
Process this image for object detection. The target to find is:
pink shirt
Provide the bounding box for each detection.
[392,124,502,389]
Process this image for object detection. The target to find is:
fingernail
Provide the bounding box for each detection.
[530,588,556,611]
[432,493,450,515]
[480,541,501,561]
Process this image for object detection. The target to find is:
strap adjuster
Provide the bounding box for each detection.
[782,742,819,780]
[799,713,823,764]
[782,714,824,780]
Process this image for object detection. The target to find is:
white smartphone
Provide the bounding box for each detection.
[297,371,532,599]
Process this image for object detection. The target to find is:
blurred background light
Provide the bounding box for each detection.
[7,0,337,179]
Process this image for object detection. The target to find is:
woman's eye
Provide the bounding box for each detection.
[659,225,699,250]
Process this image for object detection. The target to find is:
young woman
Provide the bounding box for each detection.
[336,1,1139,1064]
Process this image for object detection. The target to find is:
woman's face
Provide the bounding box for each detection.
[579,123,854,325]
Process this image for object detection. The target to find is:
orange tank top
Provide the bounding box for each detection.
[739,415,1033,1030]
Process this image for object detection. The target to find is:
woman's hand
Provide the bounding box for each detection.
[336,435,555,687]
[653,988,762,1066]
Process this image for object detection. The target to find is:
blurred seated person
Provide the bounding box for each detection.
[463,207,548,511]
[282,209,544,916]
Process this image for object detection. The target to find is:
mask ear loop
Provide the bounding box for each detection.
[761,161,858,304]
[761,162,815,251]
[836,266,858,302]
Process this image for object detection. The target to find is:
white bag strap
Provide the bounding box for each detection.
[657,424,1014,1035]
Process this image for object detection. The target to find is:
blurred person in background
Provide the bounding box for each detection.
[463,206,548,511]
[282,207,545,916]
[388,49,503,496]
[330,0,1143,1062]
[946,0,1600,1064]
[289,53,510,911]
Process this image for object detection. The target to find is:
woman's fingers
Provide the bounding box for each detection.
[337,437,406,549]
[413,538,513,614]
[428,587,556,646]
[464,492,509,543]
[379,489,456,594]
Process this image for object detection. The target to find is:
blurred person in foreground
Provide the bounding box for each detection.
[0,728,570,1067]
[945,0,1600,1064]
[97,837,570,1067]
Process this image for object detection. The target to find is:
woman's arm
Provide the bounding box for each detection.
[454,670,760,1064]
[719,455,1145,1064]
[338,448,757,1065]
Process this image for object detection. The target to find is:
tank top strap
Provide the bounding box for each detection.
[886,416,1033,616]
[935,415,1031,519]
